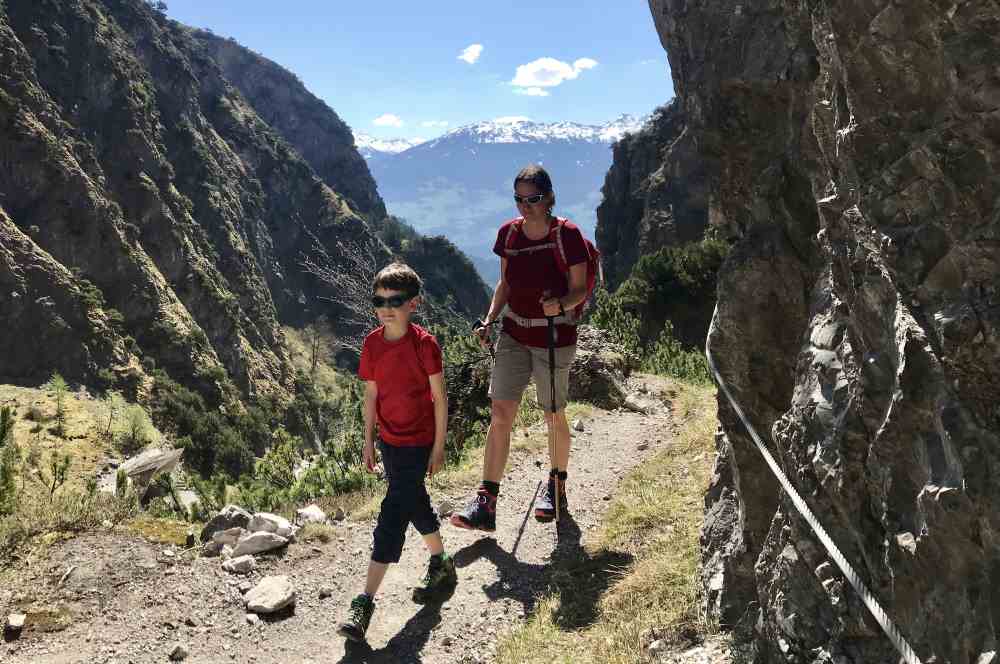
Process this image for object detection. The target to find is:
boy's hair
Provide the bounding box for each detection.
[372,262,422,297]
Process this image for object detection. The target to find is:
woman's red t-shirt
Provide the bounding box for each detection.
[358,323,443,447]
[492,217,588,348]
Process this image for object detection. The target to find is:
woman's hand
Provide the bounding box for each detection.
[475,321,492,348]
[539,297,563,317]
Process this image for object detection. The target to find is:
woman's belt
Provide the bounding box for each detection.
[503,310,577,328]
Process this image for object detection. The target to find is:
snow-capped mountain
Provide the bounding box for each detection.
[353,133,425,161]
[367,114,650,283]
[420,114,645,149]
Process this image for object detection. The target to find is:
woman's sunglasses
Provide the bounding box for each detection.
[513,193,546,205]
[372,294,412,309]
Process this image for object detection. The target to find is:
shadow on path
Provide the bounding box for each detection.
[334,586,455,664]
[450,512,633,631]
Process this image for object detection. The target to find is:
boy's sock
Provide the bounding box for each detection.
[481,480,500,497]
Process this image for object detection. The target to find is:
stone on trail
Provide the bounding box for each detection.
[5,613,26,640]
[245,576,296,614]
[437,500,454,517]
[231,531,287,557]
[296,504,326,525]
[200,505,252,543]
[248,512,294,537]
[222,555,256,575]
[572,418,585,432]
[168,643,188,661]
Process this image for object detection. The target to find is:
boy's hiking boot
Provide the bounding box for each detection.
[337,594,375,642]
[534,474,568,523]
[450,488,497,532]
[412,553,458,603]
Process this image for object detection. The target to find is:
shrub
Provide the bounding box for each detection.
[0,407,18,516]
[642,321,712,385]
[44,373,69,437]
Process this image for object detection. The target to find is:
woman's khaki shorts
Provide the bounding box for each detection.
[488,332,576,411]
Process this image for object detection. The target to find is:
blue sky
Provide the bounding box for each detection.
[162,1,675,141]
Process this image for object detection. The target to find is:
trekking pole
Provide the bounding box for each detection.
[546,315,560,523]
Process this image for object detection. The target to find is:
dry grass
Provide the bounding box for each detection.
[282,325,342,400]
[496,378,718,664]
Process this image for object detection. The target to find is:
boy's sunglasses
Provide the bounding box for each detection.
[372,294,412,309]
[513,193,546,205]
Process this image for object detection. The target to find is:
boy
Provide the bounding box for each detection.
[337,262,457,642]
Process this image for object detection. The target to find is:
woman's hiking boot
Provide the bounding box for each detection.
[534,472,568,522]
[450,488,497,532]
[412,553,458,603]
[337,593,375,642]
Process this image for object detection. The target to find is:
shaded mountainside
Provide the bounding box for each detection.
[641,0,1000,662]
[595,99,710,291]
[191,29,386,222]
[0,0,487,404]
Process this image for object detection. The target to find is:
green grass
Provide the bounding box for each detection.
[496,378,719,664]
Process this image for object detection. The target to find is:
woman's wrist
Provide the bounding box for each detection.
[558,299,566,316]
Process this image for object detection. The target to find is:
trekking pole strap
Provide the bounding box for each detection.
[705,306,922,664]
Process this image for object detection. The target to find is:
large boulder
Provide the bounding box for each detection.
[568,325,635,409]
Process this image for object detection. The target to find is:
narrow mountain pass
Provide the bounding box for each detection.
[2,377,678,664]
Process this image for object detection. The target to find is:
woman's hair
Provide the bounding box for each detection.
[514,164,553,194]
[372,262,422,297]
[514,164,556,213]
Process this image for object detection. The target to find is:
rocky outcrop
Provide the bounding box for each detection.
[595,100,710,290]
[191,29,386,222]
[0,0,487,403]
[645,0,1000,661]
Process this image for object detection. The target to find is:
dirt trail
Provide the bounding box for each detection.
[1,377,678,664]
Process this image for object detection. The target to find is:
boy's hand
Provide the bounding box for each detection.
[427,445,446,477]
[474,321,492,348]
[539,296,563,317]
[363,441,377,473]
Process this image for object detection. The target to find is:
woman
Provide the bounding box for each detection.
[451,164,589,530]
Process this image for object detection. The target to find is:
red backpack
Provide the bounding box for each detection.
[503,216,603,321]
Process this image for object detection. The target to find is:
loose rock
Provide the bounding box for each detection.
[231,531,288,557]
[245,576,296,614]
[222,555,256,575]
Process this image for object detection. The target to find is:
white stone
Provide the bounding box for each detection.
[222,555,256,575]
[245,576,296,614]
[296,504,326,525]
[437,500,454,517]
[168,643,188,661]
[976,652,996,664]
[231,531,287,557]
[572,418,585,432]
[246,613,260,626]
[212,527,246,546]
[248,512,294,538]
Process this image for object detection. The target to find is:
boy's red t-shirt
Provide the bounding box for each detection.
[358,323,443,447]
[492,217,588,348]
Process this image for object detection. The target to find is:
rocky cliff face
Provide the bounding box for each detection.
[191,30,386,223]
[0,0,487,403]
[595,99,710,290]
[645,0,1000,661]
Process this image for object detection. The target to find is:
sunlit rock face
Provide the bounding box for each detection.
[647,0,1000,660]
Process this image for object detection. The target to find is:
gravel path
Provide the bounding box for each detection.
[1,377,685,664]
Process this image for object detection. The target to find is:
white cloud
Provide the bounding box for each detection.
[421,120,450,128]
[373,114,404,128]
[458,44,484,64]
[514,87,549,97]
[509,56,599,93]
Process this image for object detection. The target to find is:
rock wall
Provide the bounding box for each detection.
[647,0,1000,661]
[595,99,710,291]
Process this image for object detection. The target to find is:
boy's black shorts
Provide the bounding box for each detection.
[371,439,440,564]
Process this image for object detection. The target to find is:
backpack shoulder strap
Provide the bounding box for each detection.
[504,218,523,252]
[549,217,570,273]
